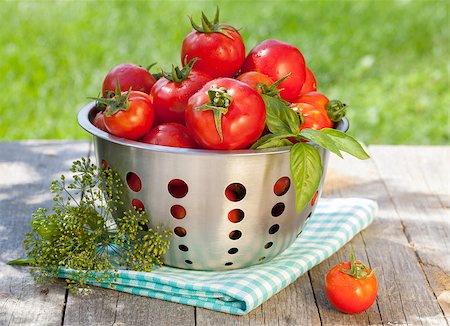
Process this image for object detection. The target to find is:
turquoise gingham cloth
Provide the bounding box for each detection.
[59,197,377,315]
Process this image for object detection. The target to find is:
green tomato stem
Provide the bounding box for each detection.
[326,99,348,122]
[194,87,232,141]
[339,249,373,279]
[162,58,199,84]
[189,6,236,39]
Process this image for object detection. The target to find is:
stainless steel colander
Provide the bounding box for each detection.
[78,102,349,270]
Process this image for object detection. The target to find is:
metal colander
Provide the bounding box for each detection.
[78,102,349,271]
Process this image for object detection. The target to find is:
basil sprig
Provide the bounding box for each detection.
[252,94,369,212]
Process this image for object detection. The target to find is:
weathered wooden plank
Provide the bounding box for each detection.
[196,273,321,325]
[64,288,196,326]
[63,287,119,326]
[311,146,448,326]
[0,141,90,326]
[114,292,195,326]
[371,146,450,321]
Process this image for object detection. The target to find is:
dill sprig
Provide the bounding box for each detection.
[20,158,171,292]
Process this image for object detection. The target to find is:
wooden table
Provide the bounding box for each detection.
[0,141,448,326]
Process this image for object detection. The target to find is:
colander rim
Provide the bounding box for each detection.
[78,101,349,156]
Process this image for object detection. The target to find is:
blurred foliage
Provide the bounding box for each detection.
[0,0,448,144]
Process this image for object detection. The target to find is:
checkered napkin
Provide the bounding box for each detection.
[59,197,377,315]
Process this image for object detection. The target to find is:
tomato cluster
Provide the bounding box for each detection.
[92,8,340,150]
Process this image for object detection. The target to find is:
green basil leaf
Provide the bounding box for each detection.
[290,142,323,212]
[256,137,293,149]
[250,133,276,149]
[321,128,370,160]
[250,133,293,149]
[299,128,343,158]
[261,94,300,135]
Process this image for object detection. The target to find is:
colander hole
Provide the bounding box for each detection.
[307,211,312,218]
[126,172,142,192]
[228,209,244,223]
[131,199,145,212]
[258,256,266,262]
[264,242,273,249]
[310,191,319,206]
[274,177,290,196]
[225,262,233,266]
[271,202,285,217]
[229,230,242,240]
[225,183,246,202]
[185,260,193,264]
[174,226,187,237]
[178,245,188,252]
[297,230,303,237]
[268,224,280,234]
[168,179,188,198]
[170,205,186,219]
[228,247,239,254]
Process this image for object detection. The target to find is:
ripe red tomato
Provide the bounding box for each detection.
[102,63,156,97]
[296,91,329,110]
[299,67,317,96]
[291,91,333,132]
[181,9,245,78]
[103,91,155,140]
[185,78,266,150]
[290,102,333,131]
[140,123,198,149]
[151,61,212,125]
[236,71,274,94]
[241,39,306,102]
[93,111,107,131]
[325,252,378,314]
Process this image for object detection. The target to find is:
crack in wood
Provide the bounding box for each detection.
[112,293,120,326]
[307,270,323,326]
[60,287,69,326]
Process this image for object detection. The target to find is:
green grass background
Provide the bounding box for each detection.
[0,0,448,144]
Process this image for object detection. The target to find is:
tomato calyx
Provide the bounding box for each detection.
[326,99,348,122]
[340,250,373,280]
[189,6,238,39]
[163,58,198,84]
[258,74,291,103]
[194,87,232,141]
[92,81,131,117]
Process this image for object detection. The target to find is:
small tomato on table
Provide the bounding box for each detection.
[325,251,378,314]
